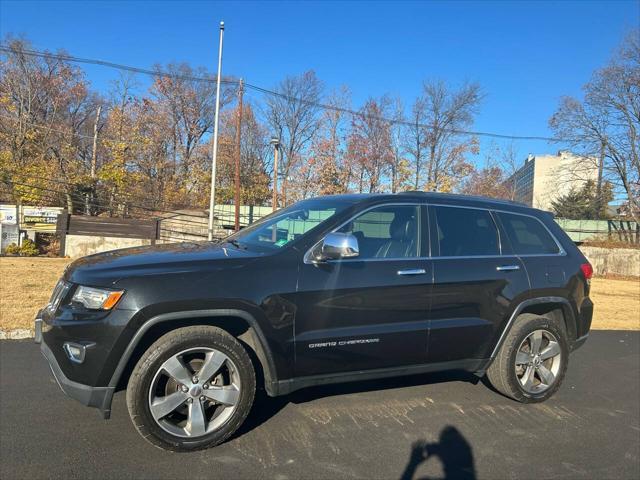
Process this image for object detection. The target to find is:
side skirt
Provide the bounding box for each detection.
[271,358,491,396]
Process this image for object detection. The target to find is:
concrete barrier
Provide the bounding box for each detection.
[579,246,640,277]
[65,234,151,258]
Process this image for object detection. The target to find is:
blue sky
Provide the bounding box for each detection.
[1,0,638,163]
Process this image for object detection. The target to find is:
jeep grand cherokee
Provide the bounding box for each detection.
[35,192,593,451]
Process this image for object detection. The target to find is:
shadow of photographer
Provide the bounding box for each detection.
[233,370,480,440]
[400,426,476,480]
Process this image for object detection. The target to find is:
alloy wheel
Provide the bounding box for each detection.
[514,329,562,394]
[148,347,241,438]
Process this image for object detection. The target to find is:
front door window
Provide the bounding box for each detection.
[337,205,421,259]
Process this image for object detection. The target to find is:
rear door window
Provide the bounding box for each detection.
[432,206,499,257]
[497,212,560,255]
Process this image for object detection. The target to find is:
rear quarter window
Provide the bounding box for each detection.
[497,212,560,255]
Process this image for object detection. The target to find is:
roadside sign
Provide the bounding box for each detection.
[0,222,19,252]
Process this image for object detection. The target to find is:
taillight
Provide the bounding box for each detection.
[580,263,593,280]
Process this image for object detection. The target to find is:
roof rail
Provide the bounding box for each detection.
[395,191,528,207]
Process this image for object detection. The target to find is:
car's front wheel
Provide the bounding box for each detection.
[126,326,256,451]
[487,313,568,403]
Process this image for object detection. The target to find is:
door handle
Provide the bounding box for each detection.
[397,269,427,276]
[496,265,520,272]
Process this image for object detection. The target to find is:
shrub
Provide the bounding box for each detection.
[19,238,39,256]
[4,243,20,255]
[39,233,60,257]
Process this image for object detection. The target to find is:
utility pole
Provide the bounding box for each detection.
[233,79,244,232]
[90,105,102,179]
[208,21,225,241]
[270,137,280,212]
[87,104,102,215]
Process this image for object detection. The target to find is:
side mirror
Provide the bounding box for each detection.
[317,232,359,261]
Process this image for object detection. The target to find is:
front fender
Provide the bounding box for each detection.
[107,308,280,396]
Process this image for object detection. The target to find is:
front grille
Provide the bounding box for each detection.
[48,279,71,313]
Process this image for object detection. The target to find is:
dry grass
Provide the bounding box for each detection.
[1,257,639,332]
[581,236,640,250]
[590,277,640,330]
[0,257,72,331]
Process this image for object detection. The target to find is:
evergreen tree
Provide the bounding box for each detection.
[551,180,613,219]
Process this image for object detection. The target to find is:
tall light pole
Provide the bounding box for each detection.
[208,21,225,241]
[270,136,280,212]
[233,79,244,232]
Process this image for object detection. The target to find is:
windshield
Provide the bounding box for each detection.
[225,198,355,252]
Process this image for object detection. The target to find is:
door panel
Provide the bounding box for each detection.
[428,256,529,362]
[426,205,530,363]
[295,259,432,375]
[293,204,431,377]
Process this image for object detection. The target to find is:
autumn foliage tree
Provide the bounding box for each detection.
[346,97,394,193]
[460,165,511,199]
[217,104,271,205]
[0,38,102,219]
[291,88,352,199]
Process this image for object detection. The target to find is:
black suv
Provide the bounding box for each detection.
[35,193,593,451]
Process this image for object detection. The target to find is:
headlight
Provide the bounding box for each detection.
[72,286,124,310]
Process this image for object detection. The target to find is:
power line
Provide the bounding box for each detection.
[0,45,237,86]
[243,83,561,142]
[0,113,236,152]
[0,44,562,142]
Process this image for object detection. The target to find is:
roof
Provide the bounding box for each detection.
[319,191,530,211]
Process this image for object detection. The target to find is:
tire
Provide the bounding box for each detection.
[486,313,569,403]
[126,326,256,451]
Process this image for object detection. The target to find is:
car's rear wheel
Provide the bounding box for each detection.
[486,313,568,403]
[126,326,255,451]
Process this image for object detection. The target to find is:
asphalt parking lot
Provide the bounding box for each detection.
[1,331,639,480]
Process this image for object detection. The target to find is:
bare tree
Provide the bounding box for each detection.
[389,97,410,192]
[291,87,352,200]
[460,142,518,200]
[550,30,640,222]
[404,97,428,190]
[265,70,323,205]
[151,63,233,182]
[315,87,352,195]
[499,141,520,200]
[346,97,394,193]
[421,80,483,192]
[481,141,520,200]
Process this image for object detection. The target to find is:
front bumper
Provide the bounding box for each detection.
[36,317,115,419]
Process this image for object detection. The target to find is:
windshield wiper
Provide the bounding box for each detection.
[225,239,247,250]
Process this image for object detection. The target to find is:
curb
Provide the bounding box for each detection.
[0,329,34,340]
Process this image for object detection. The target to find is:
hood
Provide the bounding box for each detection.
[64,241,261,286]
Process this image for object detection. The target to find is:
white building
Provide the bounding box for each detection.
[509,151,599,211]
